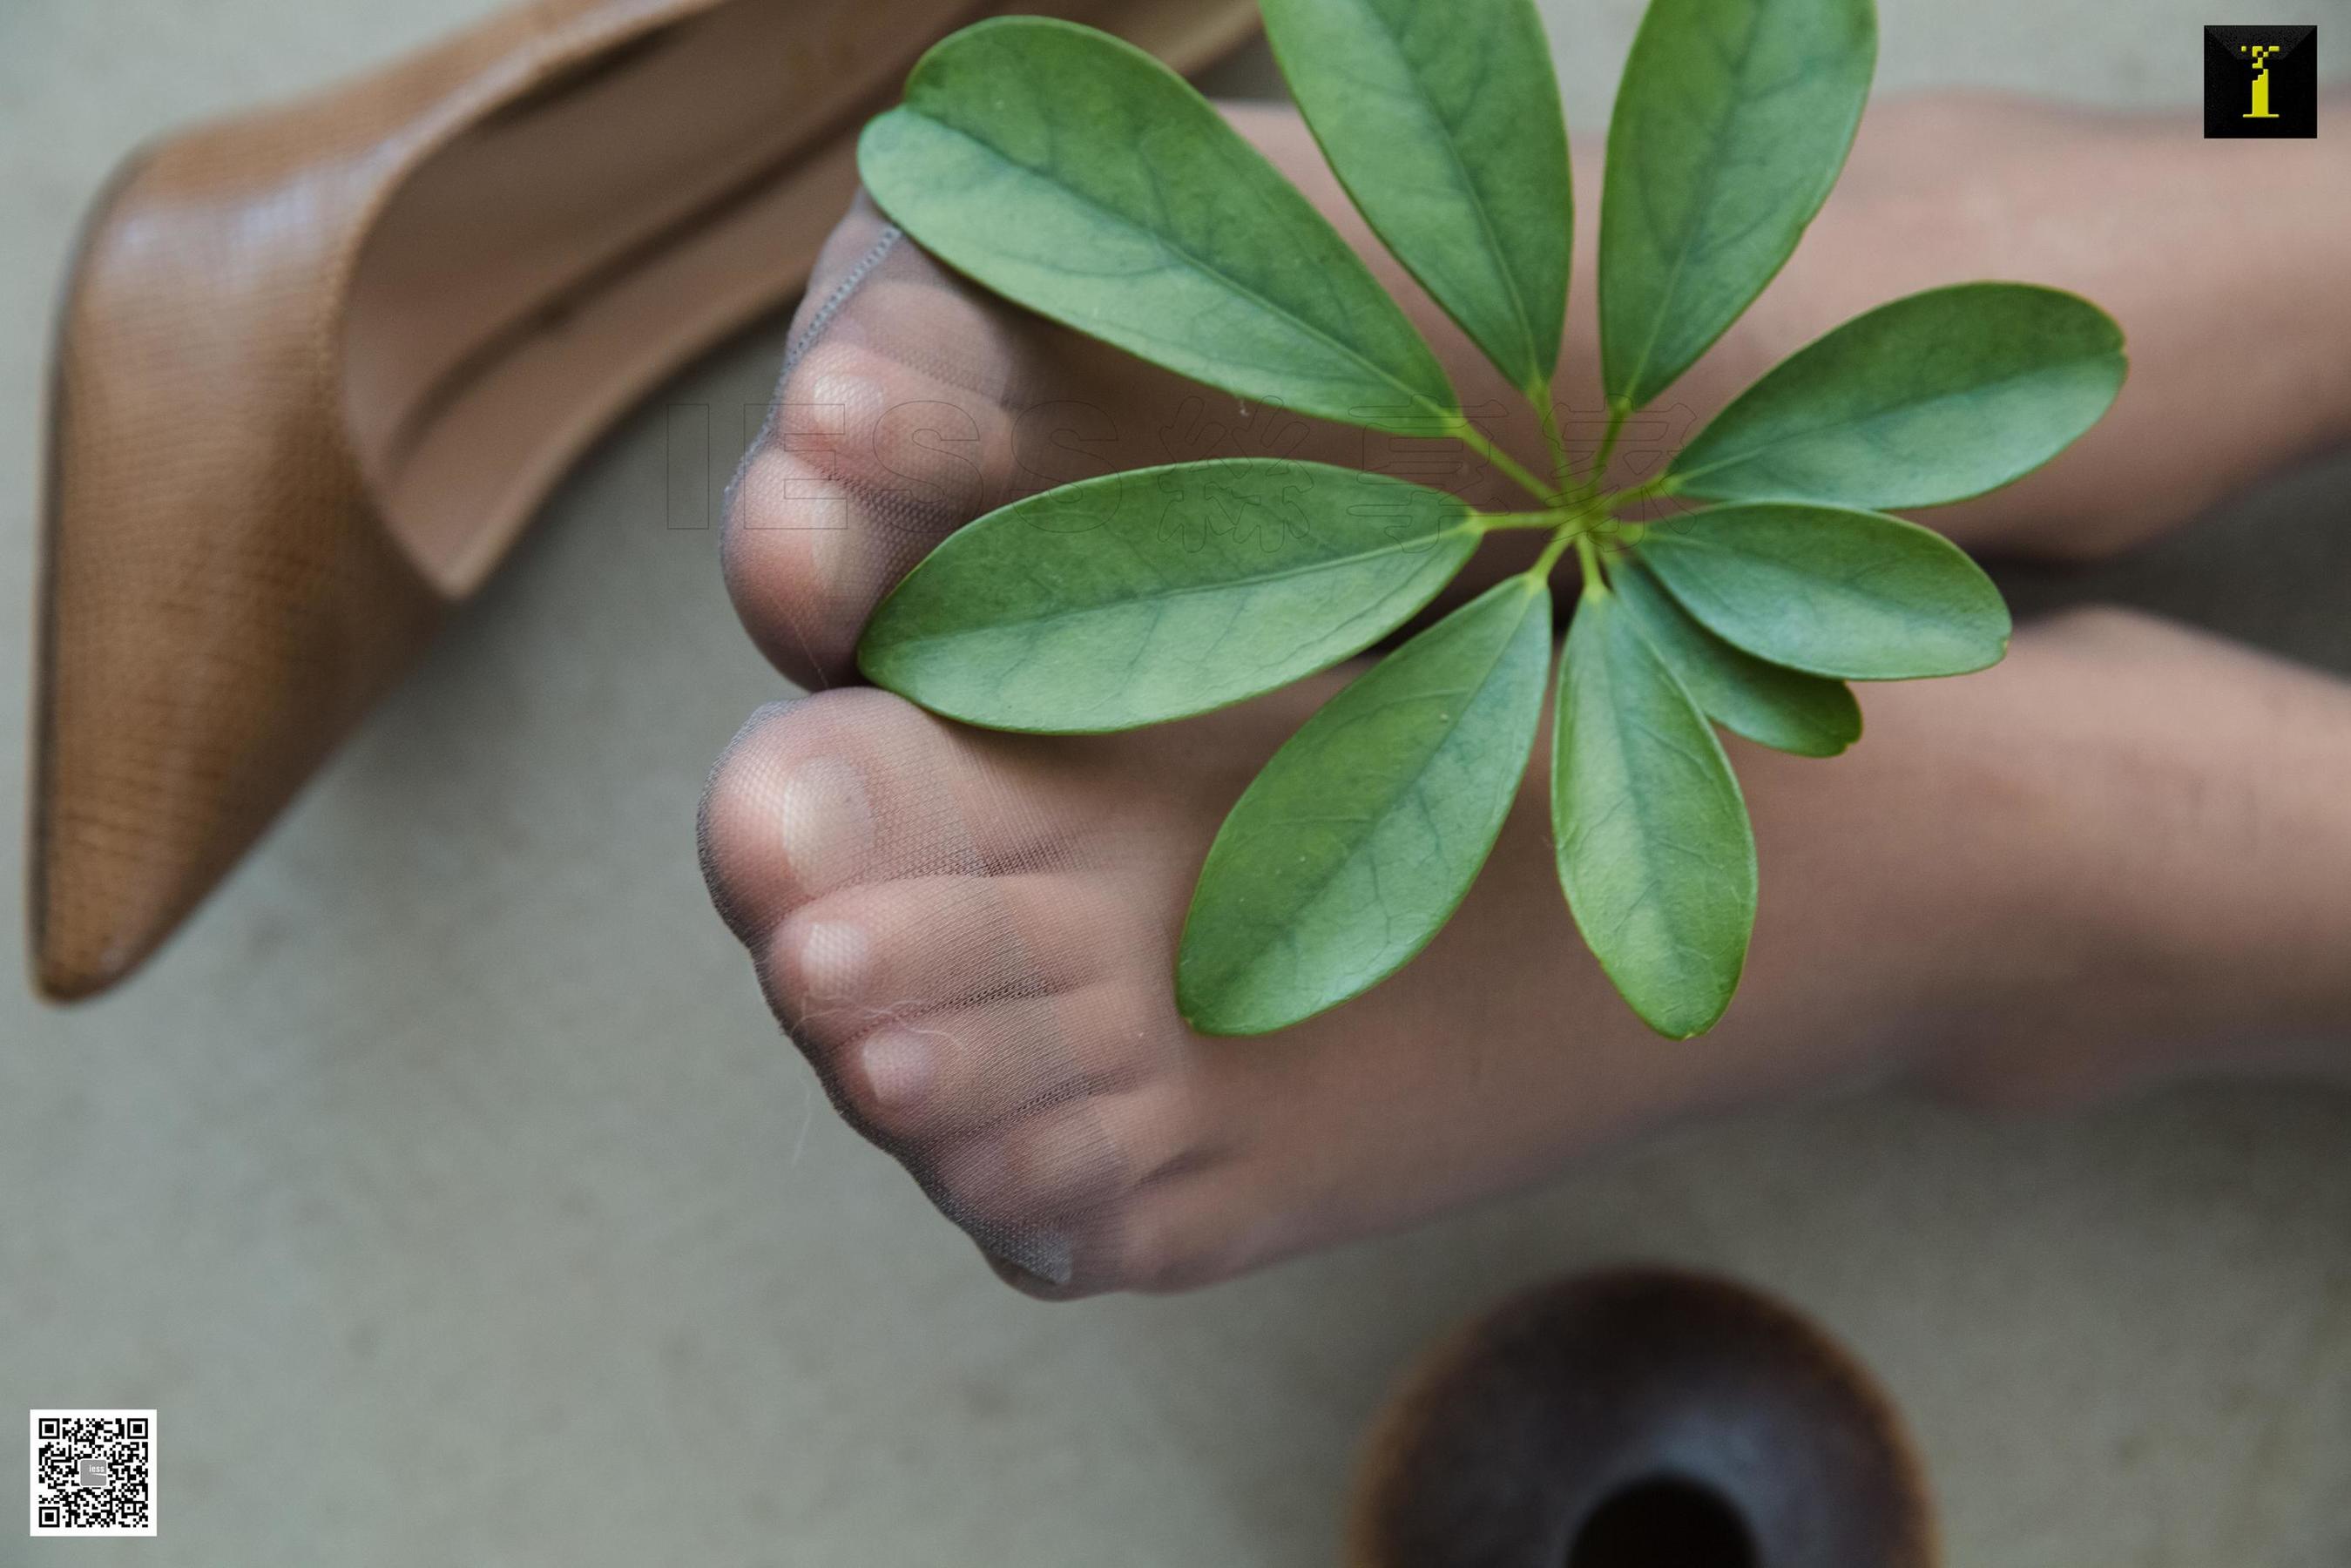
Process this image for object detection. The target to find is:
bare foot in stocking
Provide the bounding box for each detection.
[724,97,2351,690]
[702,97,2351,1294]
[700,613,2351,1294]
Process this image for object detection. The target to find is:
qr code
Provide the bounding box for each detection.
[30,1411,156,1537]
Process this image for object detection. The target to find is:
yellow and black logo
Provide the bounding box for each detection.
[2205,25,2317,137]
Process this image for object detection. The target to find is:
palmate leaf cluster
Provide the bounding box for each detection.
[849,0,2125,1038]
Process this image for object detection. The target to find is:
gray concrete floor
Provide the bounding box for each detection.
[3,2,2348,1564]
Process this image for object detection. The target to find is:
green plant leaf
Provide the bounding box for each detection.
[1260,0,1571,397]
[858,17,1456,434]
[1599,0,1875,410]
[1668,284,2127,509]
[857,460,1481,732]
[1178,577,1552,1036]
[1638,504,2010,679]
[1552,587,1756,1038]
[1611,559,1860,757]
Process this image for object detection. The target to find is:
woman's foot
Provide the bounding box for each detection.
[724,94,2351,696]
[700,612,2351,1295]
[697,668,1912,1294]
[704,94,2351,1294]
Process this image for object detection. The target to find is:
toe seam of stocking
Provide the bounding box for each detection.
[780,223,904,384]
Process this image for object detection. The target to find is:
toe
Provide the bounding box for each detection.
[726,188,1057,686]
[764,873,1147,1035]
[723,183,1146,693]
[723,336,1017,688]
[925,1077,1228,1296]
[697,688,1061,942]
[828,978,1175,1139]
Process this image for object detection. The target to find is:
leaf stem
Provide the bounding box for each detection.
[1595,473,1676,513]
[1573,529,1604,589]
[1519,502,1611,586]
[1476,494,1619,534]
[1534,382,1576,490]
[1445,412,1557,505]
[1583,399,1632,496]
[1528,526,1580,581]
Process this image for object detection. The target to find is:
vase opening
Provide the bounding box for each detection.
[1567,1475,1757,1568]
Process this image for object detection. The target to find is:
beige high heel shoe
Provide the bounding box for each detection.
[31,0,1260,1001]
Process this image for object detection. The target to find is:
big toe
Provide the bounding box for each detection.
[723,199,1036,689]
